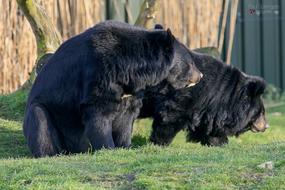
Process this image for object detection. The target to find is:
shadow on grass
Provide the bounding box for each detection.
[0,125,150,159]
[0,126,30,159]
[131,134,149,148]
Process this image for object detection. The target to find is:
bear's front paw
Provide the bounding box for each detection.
[204,136,229,146]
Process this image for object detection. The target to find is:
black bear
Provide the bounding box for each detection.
[139,51,268,146]
[23,21,202,157]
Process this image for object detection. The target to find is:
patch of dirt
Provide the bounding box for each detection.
[124,173,136,182]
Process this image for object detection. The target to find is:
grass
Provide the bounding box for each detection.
[0,91,284,189]
[0,89,28,121]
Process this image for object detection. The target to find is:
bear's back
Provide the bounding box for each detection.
[45,21,148,66]
[27,21,157,106]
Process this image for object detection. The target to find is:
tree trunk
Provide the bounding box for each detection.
[16,0,62,89]
[17,0,61,58]
[135,0,159,29]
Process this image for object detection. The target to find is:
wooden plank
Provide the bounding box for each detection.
[221,6,230,62]
[218,0,230,53]
[226,0,239,64]
[231,1,243,69]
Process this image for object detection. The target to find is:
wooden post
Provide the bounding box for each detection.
[218,0,230,54]
[226,0,239,64]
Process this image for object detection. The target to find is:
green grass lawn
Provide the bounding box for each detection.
[0,91,284,189]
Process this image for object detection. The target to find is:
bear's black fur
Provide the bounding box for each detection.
[23,21,202,157]
[140,51,268,146]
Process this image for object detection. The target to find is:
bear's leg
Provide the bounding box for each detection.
[112,99,142,148]
[150,119,182,146]
[23,104,63,157]
[187,130,229,146]
[61,131,90,154]
[112,115,134,148]
[204,136,229,146]
[82,106,115,150]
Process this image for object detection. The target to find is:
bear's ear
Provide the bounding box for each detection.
[149,29,175,48]
[166,28,175,43]
[164,29,175,50]
[246,76,266,97]
[154,24,164,30]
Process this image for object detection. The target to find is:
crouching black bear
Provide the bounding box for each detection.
[140,51,268,146]
[23,21,202,157]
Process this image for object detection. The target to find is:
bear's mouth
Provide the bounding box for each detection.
[250,114,269,133]
[185,83,197,88]
[251,124,269,133]
[186,73,203,88]
[251,126,264,133]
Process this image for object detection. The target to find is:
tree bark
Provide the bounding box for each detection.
[16,0,62,88]
[17,0,62,58]
[135,0,159,29]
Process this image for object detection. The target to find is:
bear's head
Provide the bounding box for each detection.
[185,60,268,146]
[230,75,268,134]
[152,24,203,90]
[198,76,268,146]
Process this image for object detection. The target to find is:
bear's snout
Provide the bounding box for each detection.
[251,114,268,133]
[186,65,203,88]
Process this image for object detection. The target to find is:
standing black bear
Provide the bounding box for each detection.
[140,51,268,146]
[23,21,202,157]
